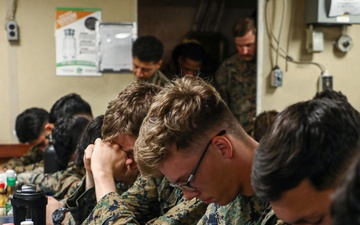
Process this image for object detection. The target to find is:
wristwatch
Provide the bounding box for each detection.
[52,207,70,225]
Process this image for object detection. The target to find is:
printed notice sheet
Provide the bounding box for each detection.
[329,0,360,17]
[55,7,102,76]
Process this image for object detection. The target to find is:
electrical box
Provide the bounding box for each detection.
[306,28,324,52]
[270,66,283,87]
[306,0,360,24]
[6,21,19,41]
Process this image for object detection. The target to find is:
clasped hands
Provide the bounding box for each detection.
[84,138,132,184]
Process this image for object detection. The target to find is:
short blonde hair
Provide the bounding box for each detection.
[102,82,161,141]
[134,75,244,176]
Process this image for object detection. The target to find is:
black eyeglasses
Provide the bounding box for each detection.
[169,130,226,191]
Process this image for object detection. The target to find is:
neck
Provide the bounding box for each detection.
[234,136,257,197]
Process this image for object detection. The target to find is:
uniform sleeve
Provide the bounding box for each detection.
[55,177,82,200]
[2,146,43,173]
[82,176,207,225]
[16,167,44,187]
[149,197,207,225]
[15,165,83,201]
[52,166,85,200]
[82,192,139,225]
[65,178,97,224]
[214,61,230,105]
[196,203,218,225]
[256,208,284,225]
[82,175,161,224]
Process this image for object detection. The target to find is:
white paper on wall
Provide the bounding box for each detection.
[329,0,360,17]
[55,7,102,76]
[96,22,137,73]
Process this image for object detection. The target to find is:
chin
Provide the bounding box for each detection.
[243,56,255,61]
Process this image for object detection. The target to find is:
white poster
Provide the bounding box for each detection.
[329,0,360,17]
[97,22,136,73]
[56,7,102,76]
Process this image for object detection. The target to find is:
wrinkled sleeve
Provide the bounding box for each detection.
[149,197,207,225]
[16,167,44,187]
[16,165,83,201]
[2,147,43,173]
[82,175,161,225]
[214,61,230,105]
[55,177,82,200]
[65,177,97,224]
[52,166,85,200]
[196,203,217,225]
[83,176,207,225]
[257,208,283,225]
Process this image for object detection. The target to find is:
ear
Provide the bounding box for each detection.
[213,136,233,159]
[156,59,163,68]
[44,123,54,131]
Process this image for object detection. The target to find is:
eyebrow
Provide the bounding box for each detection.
[132,63,152,70]
[110,140,133,153]
[173,172,192,184]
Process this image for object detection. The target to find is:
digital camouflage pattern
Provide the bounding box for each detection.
[198,194,272,225]
[64,175,207,225]
[214,54,257,134]
[258,209,284,225]
[1,146,44,173]
[16,162,85,200]
[64,177,132,224]
[137,70,169,87]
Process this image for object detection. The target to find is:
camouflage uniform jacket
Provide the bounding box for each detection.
[1,146,44,173]
[257,208,284,225]
[214,54,256,134]
[65,175,207,225]
[16,162,85,200]
[197,194,271,225]
[137,70,169,87]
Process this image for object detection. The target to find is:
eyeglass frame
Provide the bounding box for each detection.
[180,68,201,77]
[169,130,227,191]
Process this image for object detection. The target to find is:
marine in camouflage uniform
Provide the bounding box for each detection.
[137,70,169,87]
[214,53,256,135]
[1,146,44,173]
[16,162,85,200]
[64,174,207,225]
[198,194,275,225]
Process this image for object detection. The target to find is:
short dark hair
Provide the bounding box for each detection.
[313,89,348,102]
[15,107,49,143]
[74,115,104,167]
[53,115,90,170]
[232,17,256,38]
[49,93,93,124]
[331,154,360,225]
[177,42,205,62]
[253,110,278,142]
[132,35,163,63]
[251,97,360,202]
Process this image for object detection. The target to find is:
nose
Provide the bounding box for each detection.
[182,189,200,200]
[135,69,141,77]
[240,47,248,55]
[126,158,137,170]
